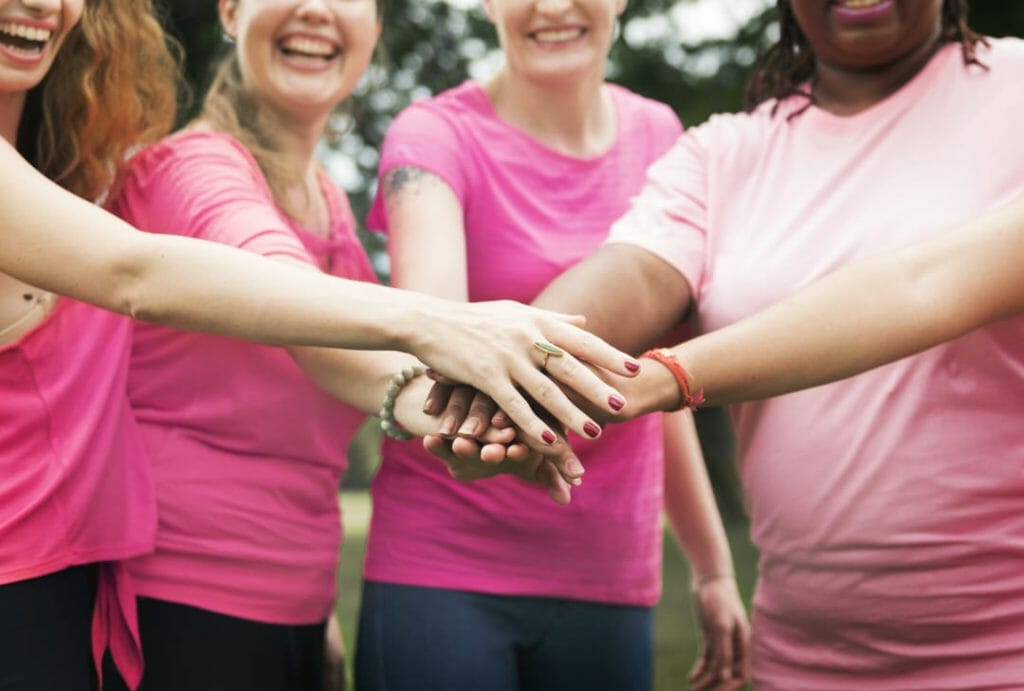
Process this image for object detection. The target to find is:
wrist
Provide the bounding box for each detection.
[690,571,736,593]
[379,363,427,440]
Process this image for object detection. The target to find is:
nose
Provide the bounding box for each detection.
[20,0,62,15]
[294,0,332,24]
[535,0,573,16]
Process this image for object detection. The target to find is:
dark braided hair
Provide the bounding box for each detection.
[744,0,988,113]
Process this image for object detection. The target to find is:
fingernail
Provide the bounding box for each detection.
[583,422,601,439]
[422,396,436,414]
[541,430,557,444]
[439,416,457,438]
[608,394,625,411]
[625,360,640,373]
[567,458,585,476]
[425,368,438,379]
[458,419,481,438]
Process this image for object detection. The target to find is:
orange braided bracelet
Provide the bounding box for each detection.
[640,348,705,411]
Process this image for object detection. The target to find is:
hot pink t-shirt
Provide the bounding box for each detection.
[0,301,154,583]
[365,81,682,606]
[608,39,1024,687]
[112,130,376,624]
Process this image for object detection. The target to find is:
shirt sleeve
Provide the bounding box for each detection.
[605,128,709,301]
[366,102,468,233]
[115,132,313,264]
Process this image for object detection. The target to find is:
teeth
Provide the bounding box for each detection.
[0,21,52,43]
[533,28,583,44]
[280,36,336,58]
[839,0,884,8]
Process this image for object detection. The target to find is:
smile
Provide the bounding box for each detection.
[835,0,886,7]
[278,35,340,61]
[530,27,587,45]
[0,21,53,57]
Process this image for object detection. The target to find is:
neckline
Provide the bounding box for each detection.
[793,41,959,128]
[462,80,623,164]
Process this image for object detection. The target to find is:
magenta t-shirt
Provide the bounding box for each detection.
[365,81,683,606]
[112,130,376,624]
[609,40,1024,686]
[0,301,154,583]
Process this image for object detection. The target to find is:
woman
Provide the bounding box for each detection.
[0,1,635,689]
[524,0,1024,686]
[357,1,749,690]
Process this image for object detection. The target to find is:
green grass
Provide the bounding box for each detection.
[335,491,758,690]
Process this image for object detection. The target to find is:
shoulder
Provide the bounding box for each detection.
[387,81,490,141]
[123,129,263,188]
[609,84,681,130]
[972,36,1024,71]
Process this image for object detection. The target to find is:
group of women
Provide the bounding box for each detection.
[1,0,1022,690]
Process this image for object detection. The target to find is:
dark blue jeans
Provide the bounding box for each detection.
[355,581,653,691]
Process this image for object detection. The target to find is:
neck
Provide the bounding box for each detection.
[0,91,26,146]
[262,104,326,176]
[813,33,944,115]
[484,66,615,158]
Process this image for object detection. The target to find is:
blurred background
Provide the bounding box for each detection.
[151,1,1024,686]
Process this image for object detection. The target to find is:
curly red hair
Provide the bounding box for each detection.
[17,0,181,201]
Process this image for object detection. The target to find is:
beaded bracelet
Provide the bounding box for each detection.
[640,348,705,411]
[379,363,426,441]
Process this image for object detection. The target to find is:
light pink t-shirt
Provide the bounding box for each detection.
[609,39,1024,687]
[112,130,376,625]
[365,81,682,606]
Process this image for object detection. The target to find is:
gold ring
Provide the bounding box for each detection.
[534,340,565,369]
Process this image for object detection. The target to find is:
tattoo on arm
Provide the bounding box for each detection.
[383,167,434,201]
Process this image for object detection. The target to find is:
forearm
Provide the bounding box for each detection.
[675,194,1024,406]
[662,411,734,580]
[533,243,692,353]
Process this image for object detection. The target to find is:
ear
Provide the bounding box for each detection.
[218,0,239,40]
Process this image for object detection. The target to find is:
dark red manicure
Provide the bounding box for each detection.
[583,422,601,439]
[541,430,557,444]
[624,360,640,373]
[608,395,625,411]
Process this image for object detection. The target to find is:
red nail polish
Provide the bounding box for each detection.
[583,422,601,438]
[541,430,557,444]
[608,395,625,411]
[624,360,640,373]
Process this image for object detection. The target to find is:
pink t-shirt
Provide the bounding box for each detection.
[365,81,682,606]
[608,39,1024,687]
[111,130,376,624]
[0,301,154,583]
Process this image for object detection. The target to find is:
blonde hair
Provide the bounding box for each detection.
[201,52,305,218]
[18,0,180,201]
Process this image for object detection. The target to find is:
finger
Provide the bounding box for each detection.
[450,436,483,459]
[534,317,640,377]
[478,425,517,445]
[535,460,572,505]
[734,622,752,685]
[457,392,498,438]
[478,442,509,464]
[512,365,606,441]
[505,442,532,461]
[437,386,476,438]
[491,409,512,428]
[540,352,629,421]
[422,381,454,416]
[484,380,571,451]
[716,622,736,684]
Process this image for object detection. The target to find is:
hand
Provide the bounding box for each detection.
[690,576,751,691]
[423,433,576,505]
[419,382,586,487]
[322,612,347,691]
[409,300,638,446]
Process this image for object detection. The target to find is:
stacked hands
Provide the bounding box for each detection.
[387,317,751,690]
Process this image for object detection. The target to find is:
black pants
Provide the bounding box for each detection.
[103,597,326,691]
[0,565,98,691]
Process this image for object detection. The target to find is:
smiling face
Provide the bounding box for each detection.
[483,0,627,86]
[790,0,943,71]
[0,0,83,96]
[219,0,379,121]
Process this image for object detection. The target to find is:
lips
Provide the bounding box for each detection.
[278,34,340,61]
[830,0,897,23]
[530,27,587,45]
[0,20,54,57]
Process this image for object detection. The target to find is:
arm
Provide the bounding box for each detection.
[0,139,636,444]
[666,192,1024,407]
[662,411,749,690]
